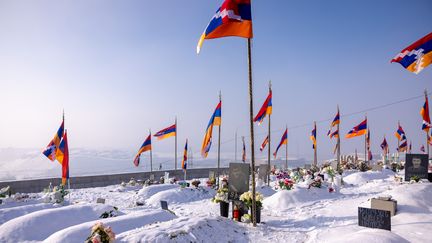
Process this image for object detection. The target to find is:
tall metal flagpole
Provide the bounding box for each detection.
[247,38,257,227]
[425,90,430,159]
[235,130,238,162]
[365,116,368,164]
[217,91,222,187]
[337,105,341,169]
[397,120,400,164]
[150,129,153,172]
[267,81,271,186]
[175,117,177,170]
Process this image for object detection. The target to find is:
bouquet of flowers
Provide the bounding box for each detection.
[323,166,336,181]
[239,191,264,209]
[212,187,229,203]
[290,171,301,183]
[308,176,322,189]
[206,177,216,187]
[191,180,201,188]
[43,184,69,204]
[99,207,119,218]
[85,222,115,243]
[278,178,294,190]
[275,171,289,180]
[410,175,420,183]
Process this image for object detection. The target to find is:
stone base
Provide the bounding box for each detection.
[371,198,397,216]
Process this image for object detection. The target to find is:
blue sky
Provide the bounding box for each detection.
[0,0,431,162]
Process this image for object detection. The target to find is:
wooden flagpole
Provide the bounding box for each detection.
[217,91,222,187]
[267,81,271,186]
[247,38,257,227]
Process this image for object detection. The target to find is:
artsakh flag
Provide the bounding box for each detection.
[43,119,64,163]
[55,130,69,185]
[395,125,406,141]
[254,90,272,125]
[391,32,432,74]
[197,0,253,53]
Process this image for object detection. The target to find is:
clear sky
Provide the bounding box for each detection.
[0,0,431,162]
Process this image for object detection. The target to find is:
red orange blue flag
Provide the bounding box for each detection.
[43,119,64,163]
[420,92,431,132]
[391,32,432,74]
[329,130,339,139]
[273,129,287,158]
[420,144,425,153]
[182,139,188,171]
[397,140,408,152]
[259,135,269,152]
[381,137,388,154]
[346,118,367,138]
[310,124,317,149]
[134,133,152,167]
[395,124,406,141]
[154,124,176,140]
[56,130,69,185]
[197,0,253,53]
[254,90,272,125]
[331,110,340,127]
[201,101,222,158]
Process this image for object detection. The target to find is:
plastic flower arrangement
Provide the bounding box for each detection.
[239,191,264,209]
[290,170,301,183]
[85,222,115,243]
[308,176,322,189]
[206,177,216,187]
[212,187,229,203]
[191,180,201,188]
[278,178,294,190]
[323,166,336,181]
[275,171,289,180]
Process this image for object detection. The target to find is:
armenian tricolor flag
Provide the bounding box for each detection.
[182,139,188,171]
[273,129,287,158]
[259,135,269,152]
[397,140,408,152]
[154,124,176,140]
[421,145,425,153]
[310,124,317,149]
[134,134,152,167]
[391,32,432,74]
[329,130,339,139]
[197,0,253,54]
[395,125,406,141]
[254,90,272,125]
[331,110,340,127]
[345,118,367,138]
[381,137,389,154]
[55,130,69,185]
[420,93,431,132]
[201,101,222,158]
[43,119,65,163]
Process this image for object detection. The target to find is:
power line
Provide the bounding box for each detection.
[220,91,430,145]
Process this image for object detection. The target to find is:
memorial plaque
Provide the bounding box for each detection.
[96,198,105,204]
[405,154,428,181]
[258,164,269,183]
[228,163,250,200]
[358,207,391,231]
[160,200,168,210]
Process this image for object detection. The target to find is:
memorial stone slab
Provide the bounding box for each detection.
[405,154,428,181]
[358,207,391,231]
[228,163,250,200]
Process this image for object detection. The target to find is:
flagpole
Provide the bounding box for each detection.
[267,81,271,186]
[337,105,341,170]
[397,121,400,164]
[365,116,367,165]
[175,117,177,170]
[150,129,153,172]
[425,90,430,159]
[217,91,222,188]
[247,38,257,227]
[235,130,238,162]
[285,125,288,170]
[313,121,317,167]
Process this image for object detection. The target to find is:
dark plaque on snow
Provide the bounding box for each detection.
[228,163,250,200]
[358,207,391,231]
[405,154,428,181]
[160,200,168,210]
[258,164,269,183]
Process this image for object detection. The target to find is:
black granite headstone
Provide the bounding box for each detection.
[228,163,250,200]
[358,207,391,231]
[405,154,428,181]
[160,200,168,210]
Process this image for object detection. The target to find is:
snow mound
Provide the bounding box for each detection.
[146,187,214,206]
[329,228,409,243]
[343,170,395,185]
[0,203,55,225]
[0,203,113,242]
[44,209,176,243]
[136,184,179,202]
[117,216,251,243]
[264,186,339,210]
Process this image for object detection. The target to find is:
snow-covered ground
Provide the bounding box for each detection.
[0,169,431,242]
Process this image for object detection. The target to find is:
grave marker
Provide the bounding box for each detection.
[358,207,391,231]
[405,154,428,181]
[228,163,250,200]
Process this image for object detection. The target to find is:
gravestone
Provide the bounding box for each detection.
[371,198,397,216]
[209,171,215,180]
[228,163,250,200]
[96,198,105,204]
[405,154,428,181]
[371,164,383,171]
[150,174,155,181]
[358,207,391,231]
[160,200,168,210]
[164,172,170,184]
[258,164,269,183]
